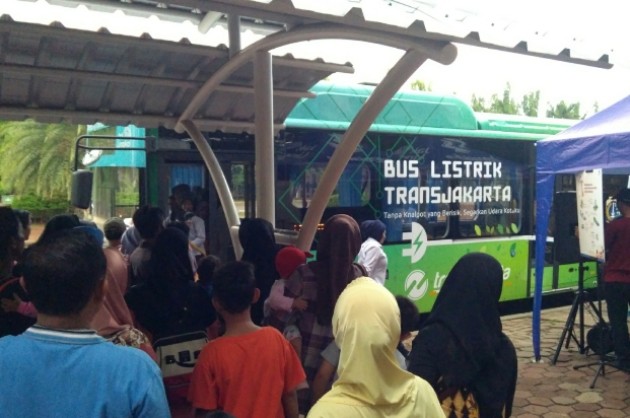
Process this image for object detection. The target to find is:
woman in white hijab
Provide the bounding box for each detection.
[307,277,443,418]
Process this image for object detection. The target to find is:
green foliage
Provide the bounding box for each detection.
[471,94,487,112]
[488,83,519,115]
[521,90,540,117]
[546,100,583,119]
[471,84,518,115]
[0,120,81,198]
[472,85,585,119]
[11,193,70,222]
[410,80,432,92]
[116,191,140,206]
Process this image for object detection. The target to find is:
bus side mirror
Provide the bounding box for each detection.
[71,170,93,209]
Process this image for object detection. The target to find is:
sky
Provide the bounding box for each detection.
[287,39,630,117]
[4,0,630,117]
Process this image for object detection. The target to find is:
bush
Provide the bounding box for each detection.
[11,194,71,223]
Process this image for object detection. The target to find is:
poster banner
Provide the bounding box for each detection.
[575,169,605,261]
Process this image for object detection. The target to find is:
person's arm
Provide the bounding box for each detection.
[17,300,38,318]
[407,326,442,387]
[188,346,220,414]
[268,280,295,313]
[311,359,336,403]
[359,243,379,277]
[281,389,299,418]
[1,293,21,313]
[191,217,206,248]
[133,363,172,418]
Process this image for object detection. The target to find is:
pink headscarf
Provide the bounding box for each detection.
[90,247,134,336]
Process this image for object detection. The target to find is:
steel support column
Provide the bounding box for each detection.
[296,49,429,250]
[254,50,275,224]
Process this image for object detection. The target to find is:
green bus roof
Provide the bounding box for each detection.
[285,82,575,140]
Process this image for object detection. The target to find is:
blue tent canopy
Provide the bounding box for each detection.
[533,95,630,360]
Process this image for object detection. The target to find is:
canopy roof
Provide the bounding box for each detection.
[537,95,630,174]
[44,0,616,68]
[0,0,621,131]
[0,17,353,131]
[532,93,630,360]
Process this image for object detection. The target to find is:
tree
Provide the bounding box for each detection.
[592,102,600,114]
[471,94,488,112]
[410,80,432,92]
[470,84,519,115]
[0,120,80,198]
[521,90,540,117]
[488,83,519,115]
[546,101,582,119]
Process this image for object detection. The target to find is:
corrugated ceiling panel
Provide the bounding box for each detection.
[0,16,354,131]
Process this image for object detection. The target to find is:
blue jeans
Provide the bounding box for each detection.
[604,281,630,365]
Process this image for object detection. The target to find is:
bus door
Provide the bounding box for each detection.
[207,159,255,262]
[151,151,255,262]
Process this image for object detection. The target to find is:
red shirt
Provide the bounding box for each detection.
[188,326,305,418]
[604,217,630,283]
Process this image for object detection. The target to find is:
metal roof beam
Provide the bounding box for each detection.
[68,0,612,68]
[0,106,284,131]
[176,22,456,131]
[0,63,318,98]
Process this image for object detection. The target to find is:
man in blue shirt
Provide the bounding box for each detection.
[0,228,171,418]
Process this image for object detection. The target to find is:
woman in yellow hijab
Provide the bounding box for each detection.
[307,277,443,418]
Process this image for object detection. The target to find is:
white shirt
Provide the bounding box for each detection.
[357,237,388,285]
[185,215,206,256]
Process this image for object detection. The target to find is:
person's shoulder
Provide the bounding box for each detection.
[95,341,162,374]
[258,325,285,340]
[610,217,630,228]
[254,327,295,351]
[0,333,20,348]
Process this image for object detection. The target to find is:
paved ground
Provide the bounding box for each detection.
[506,304,630,418]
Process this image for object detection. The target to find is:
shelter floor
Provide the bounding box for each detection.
[173,302,630,417]
[505,303,630,417]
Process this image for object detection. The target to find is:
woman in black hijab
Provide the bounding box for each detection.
[126,227,215,340]
[408,253,517,418]
[238,218,279,325]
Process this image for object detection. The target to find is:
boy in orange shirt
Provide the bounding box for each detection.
[188,261,306,418]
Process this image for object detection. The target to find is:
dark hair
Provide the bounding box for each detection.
[13,209,31,230]
[149,227,194,292]
[38,214,80,243]
[0,207,21,262]
[132,205,163,240]
[167,220,190,236]
[617,188,630,205]
[204,411,236,418]
[23,229,106,315]
[103,217,126,241]
[197,255,221,286]
[212,261,256,314]
[396,295,420,335]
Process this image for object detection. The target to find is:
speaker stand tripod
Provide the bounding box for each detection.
[550,259,603,365]
[571,260,622,388]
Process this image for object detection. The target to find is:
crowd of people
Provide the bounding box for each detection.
[0,196,523,418]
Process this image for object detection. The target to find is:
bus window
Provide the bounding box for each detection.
[231,163,254,219]
[288,163,370,209]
